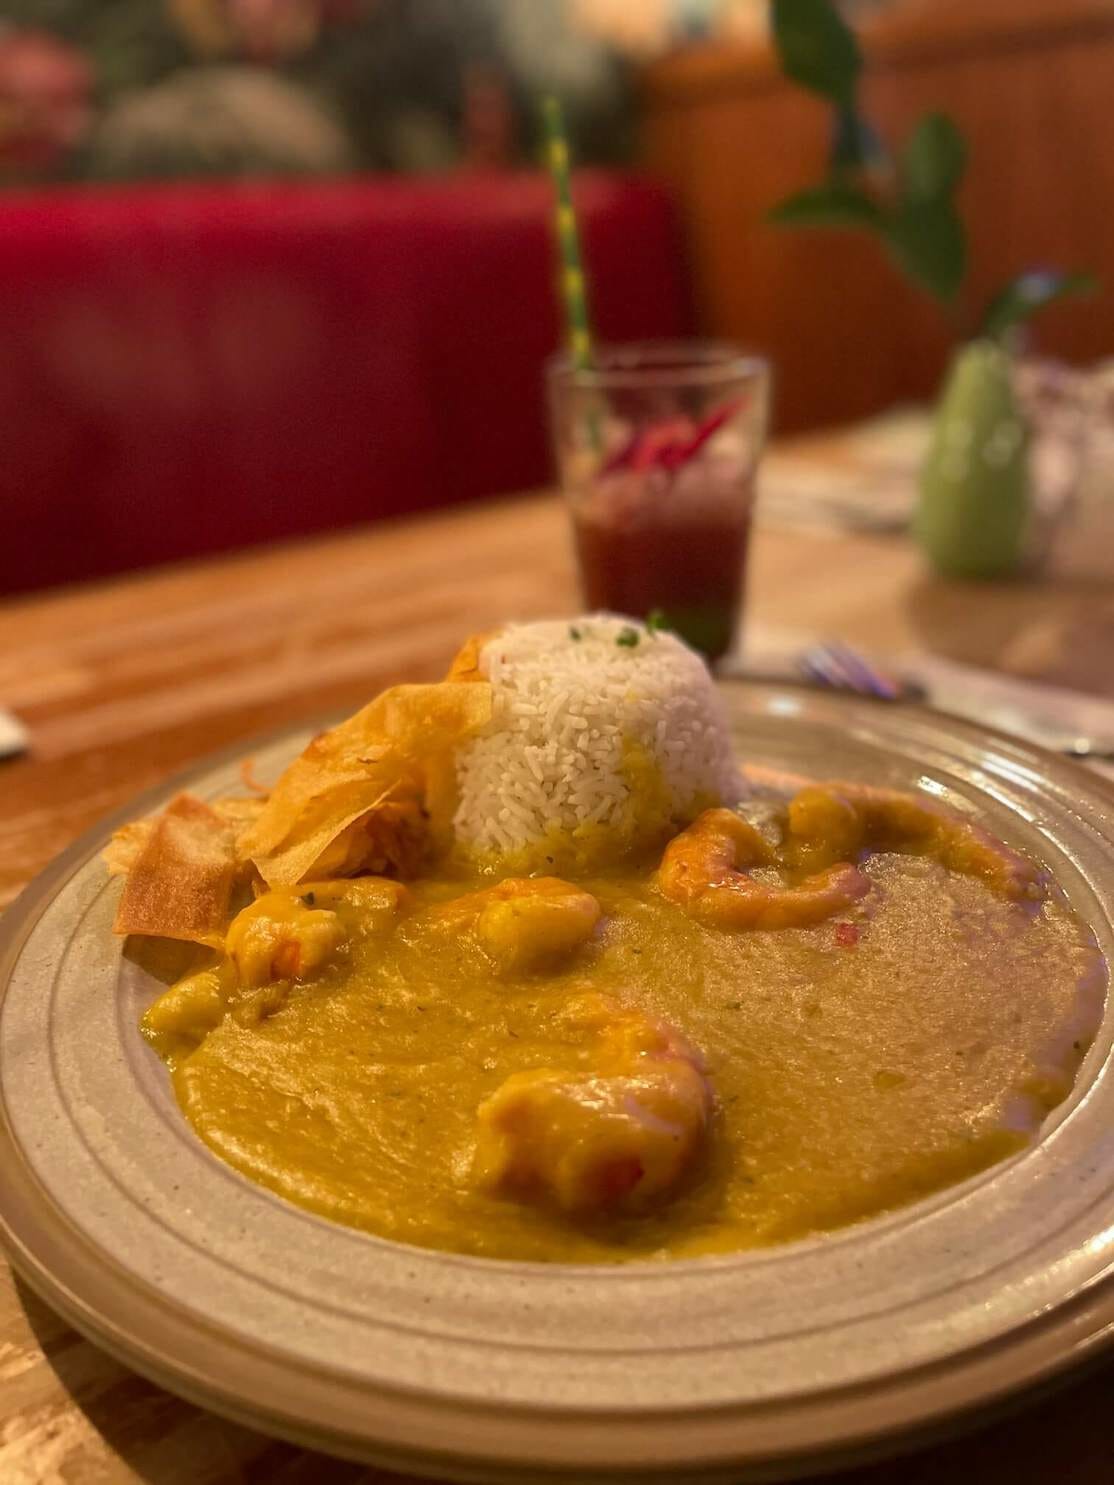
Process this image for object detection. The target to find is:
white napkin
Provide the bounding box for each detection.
[0,709,28,761]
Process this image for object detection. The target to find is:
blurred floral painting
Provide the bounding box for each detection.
[1,2,904,186]
[0,0,652,184]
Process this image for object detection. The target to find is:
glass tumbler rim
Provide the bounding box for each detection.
[547,339,769,393]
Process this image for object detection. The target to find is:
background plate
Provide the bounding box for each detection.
[1,684,1113,1483]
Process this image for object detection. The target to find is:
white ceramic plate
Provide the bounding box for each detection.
[2,685,1113,1483]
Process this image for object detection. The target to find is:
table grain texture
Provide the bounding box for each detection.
[1,490,1112,1484]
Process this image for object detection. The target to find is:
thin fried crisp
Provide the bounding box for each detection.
[211,795,268,832]
[103,819,155,877]
[239,682,492,887]
[112,794,240,946]
[446,630,498,683]
[106,798,264,882]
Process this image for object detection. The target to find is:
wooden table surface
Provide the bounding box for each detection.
[1,492,1112,1483]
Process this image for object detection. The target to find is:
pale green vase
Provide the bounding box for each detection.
[915,340,1030,579]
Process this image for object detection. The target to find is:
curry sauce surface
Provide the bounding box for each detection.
[163,851,1105,1263]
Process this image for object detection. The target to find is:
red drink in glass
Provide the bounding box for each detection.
[548,344,769,662]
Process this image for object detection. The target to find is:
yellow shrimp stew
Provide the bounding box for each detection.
[143,783,1106,1263]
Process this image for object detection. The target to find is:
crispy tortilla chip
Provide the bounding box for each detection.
[238,757,270,795]
[239,682,492,887]
[105,797,264,888]
[103,819,156,877]
[446,630,498,683]
[112,794,240,946]
[212,795,268,832]
[302,791,427,879]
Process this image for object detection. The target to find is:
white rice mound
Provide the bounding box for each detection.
[453,615,743,860]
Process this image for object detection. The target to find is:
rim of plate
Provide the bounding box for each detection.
[1,684,1113,1484]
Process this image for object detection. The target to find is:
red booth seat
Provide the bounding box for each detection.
[0,172,693,595]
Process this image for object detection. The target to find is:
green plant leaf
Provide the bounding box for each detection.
[768,182,884,229]
[900,113,966,201]
[885,199,966,302]
[771,0,861,105]
[978,269,1099,338]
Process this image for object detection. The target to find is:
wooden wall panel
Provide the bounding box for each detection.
[640,0,1114,431]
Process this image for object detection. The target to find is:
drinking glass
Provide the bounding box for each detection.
[548,342,770,661]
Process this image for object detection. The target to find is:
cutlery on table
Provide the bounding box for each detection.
[729,641,1114,762]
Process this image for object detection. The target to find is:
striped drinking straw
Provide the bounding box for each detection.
[542,95,593,370]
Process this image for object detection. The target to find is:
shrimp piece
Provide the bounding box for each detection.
[225,890,344,986]
[658,808,870,930]
[785,783,1043,901]
[294,876,409,931]
[143,967,229,1043]
[472,997,712,1213]
[438,877,601,974]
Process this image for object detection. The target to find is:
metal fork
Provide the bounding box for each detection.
[798,641,925,703]
[798,641,1114,759]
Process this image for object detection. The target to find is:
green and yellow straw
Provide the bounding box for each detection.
[542,95,593,369]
